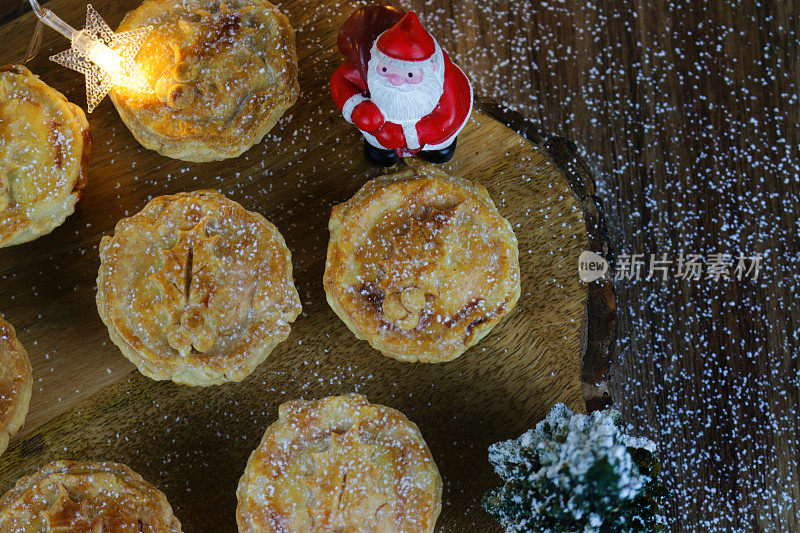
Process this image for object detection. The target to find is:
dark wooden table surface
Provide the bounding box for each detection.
[2,0,798,531]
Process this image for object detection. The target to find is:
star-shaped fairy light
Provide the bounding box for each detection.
[28,1,151,111]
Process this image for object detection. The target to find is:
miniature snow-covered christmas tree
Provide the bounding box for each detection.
[483,403,667,532]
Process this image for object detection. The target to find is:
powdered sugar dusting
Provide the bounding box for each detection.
[404,0,800,529]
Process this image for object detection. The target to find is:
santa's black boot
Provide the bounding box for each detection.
[363,141,399,167]
[418,138,457,164]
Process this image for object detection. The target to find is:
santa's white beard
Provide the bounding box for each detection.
[367,58,445,124]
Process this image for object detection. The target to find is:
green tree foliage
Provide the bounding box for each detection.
[483,404,668,532]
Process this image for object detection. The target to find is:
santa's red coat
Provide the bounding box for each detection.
[330,53,472,153]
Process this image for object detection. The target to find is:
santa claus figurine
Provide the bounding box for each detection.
[331,6,473,167]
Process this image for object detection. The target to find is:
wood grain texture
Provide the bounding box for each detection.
[391,1,798,531]
[0,1,604,530]
[0,0,25,28]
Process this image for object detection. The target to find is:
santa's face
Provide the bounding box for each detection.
[367,45,445,124]
[375,62,425,87]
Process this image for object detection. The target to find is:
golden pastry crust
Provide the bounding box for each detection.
[96,190,301,386]
[0,315,32,457]
[110,0,299,162]
[237,394,442,533]
[324,164,521,363]
[0,460,182,531]
[0,65,90,248]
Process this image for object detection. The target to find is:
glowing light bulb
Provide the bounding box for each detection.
[78,34,126,82]
[28,1,151,111]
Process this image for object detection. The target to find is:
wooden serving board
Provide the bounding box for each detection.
[0,1,614,531]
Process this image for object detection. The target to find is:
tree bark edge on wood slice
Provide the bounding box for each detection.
[478,99,616,412]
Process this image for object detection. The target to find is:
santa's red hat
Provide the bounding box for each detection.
[376,12,436,61]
